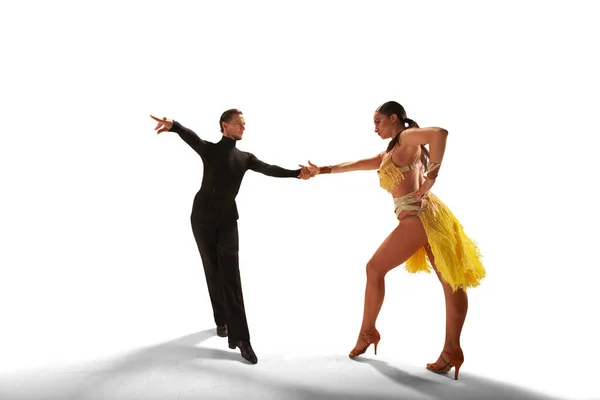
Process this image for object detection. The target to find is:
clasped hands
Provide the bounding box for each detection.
[297,161,320,180]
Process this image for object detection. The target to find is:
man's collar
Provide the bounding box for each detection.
[219,135,237,148]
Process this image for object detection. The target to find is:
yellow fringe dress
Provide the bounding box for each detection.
[377,153,486,292]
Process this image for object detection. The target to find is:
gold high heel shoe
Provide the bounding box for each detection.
[349,329,381,358]
[426,348,464,380]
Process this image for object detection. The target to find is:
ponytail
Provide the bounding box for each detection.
[404,117,419,129]
[419,144,430,172]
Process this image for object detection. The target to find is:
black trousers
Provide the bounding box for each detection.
[190,196,250,344]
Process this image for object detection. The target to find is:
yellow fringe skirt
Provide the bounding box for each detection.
[394,192,486,292]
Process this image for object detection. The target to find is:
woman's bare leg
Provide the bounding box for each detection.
[353,216,428,351]
[426,245,468,367]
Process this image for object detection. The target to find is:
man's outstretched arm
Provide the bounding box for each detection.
[169,120,210,156]
[151,115,208,156]
[247,154,303,178]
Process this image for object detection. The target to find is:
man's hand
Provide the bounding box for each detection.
[150,115,173,134]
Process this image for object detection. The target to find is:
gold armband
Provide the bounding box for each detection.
[425,162,441,180]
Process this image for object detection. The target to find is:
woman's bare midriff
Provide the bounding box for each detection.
[384,144,425,220]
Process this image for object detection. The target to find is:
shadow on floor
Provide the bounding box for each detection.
[0,330,564,400]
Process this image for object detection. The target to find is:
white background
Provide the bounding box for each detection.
[1,1,599,399]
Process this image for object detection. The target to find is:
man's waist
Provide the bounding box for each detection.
[198,187,237,199]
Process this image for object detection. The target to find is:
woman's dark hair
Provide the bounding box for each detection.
[376,101,429,171]
[219,109,243,132]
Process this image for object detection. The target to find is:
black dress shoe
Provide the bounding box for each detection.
[229,340,258,364]
[216,325,228,338]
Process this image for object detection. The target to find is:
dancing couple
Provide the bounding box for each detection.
[150,101,485,379]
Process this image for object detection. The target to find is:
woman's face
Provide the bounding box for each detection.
[373,111,396,139]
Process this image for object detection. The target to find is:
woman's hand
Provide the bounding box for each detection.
[411,177,435,199]
[298,165,313,180]
[302,161,320,177]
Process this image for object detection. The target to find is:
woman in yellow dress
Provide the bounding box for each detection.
[302,101,485,380]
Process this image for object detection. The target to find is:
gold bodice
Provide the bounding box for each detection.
[377,152,421,193]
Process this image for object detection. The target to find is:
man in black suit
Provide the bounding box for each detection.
[151,110,310,364]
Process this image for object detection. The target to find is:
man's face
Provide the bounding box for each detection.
[223,114,246,140]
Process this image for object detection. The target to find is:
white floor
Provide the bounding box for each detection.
[0,327,565,400]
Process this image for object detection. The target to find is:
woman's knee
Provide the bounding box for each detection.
[366,259,387,281]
